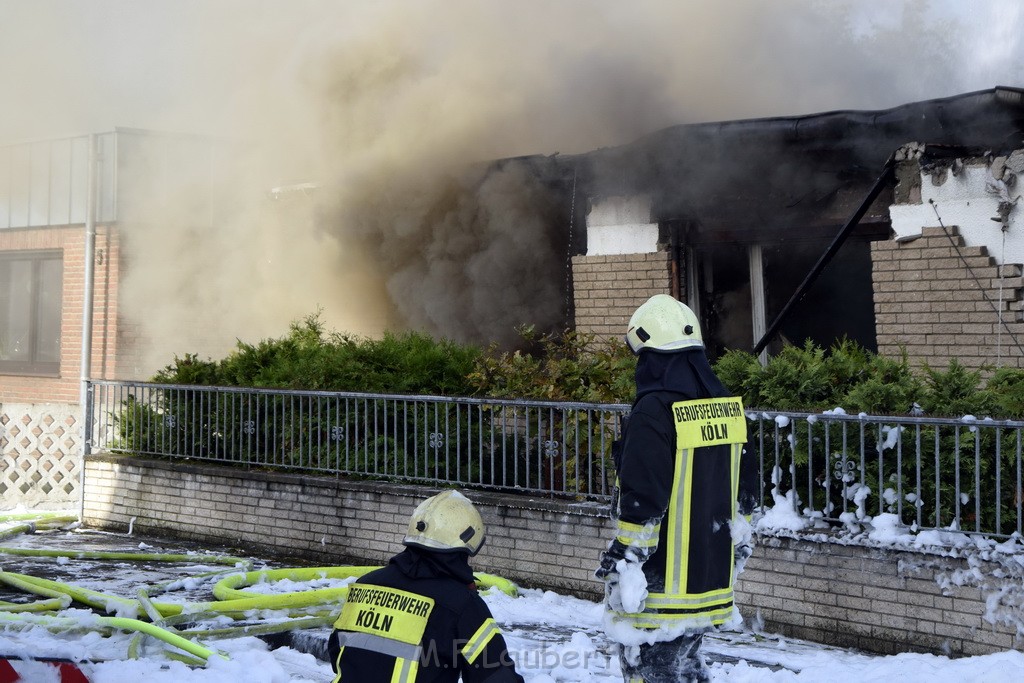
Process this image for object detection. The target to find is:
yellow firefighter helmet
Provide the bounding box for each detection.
[625,294,703,353]
[403,490,486,556]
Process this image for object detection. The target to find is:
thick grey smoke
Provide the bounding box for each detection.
[1,0,1021,372]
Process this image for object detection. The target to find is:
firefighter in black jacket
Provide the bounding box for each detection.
[328,490,524,683]
[596,294,759,683]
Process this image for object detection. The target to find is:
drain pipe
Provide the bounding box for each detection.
[78,134,98,523]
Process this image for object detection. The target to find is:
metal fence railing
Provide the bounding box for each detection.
[86,381,624,500]
[86,381,1024,540]
[750,410,1024,539]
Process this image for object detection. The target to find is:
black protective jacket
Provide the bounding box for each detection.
[328,547,524,683]
[610,349,759,630]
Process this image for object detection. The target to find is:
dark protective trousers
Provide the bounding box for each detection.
[619,632,709,683]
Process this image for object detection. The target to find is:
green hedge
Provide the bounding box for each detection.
[112,319,1024,524]
[152,313,481,396]
[149,316,1024,419]
[715,339,1024,419]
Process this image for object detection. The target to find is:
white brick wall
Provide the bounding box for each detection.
[83,455,1024,657]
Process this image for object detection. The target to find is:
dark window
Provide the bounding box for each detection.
[0,250,62,376]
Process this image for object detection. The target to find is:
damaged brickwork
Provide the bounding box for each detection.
[872,225,1024,371]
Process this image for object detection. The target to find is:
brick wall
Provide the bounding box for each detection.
[83,454,1024,656]
[571,251,672,340]
[83,455,609,596]
[0,225,123,403]
[872,226,1024,370]
[739,534,1022,656]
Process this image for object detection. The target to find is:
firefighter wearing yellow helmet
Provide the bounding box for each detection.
[598,294,759,682]
[625,293,704,353]
[403,489,486,556]
[329,490,524,683]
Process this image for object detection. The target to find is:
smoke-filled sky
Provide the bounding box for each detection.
[1,0,1023,372]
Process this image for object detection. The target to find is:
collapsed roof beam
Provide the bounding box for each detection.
[752,156,897,356]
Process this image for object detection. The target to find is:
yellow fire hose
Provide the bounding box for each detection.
[5,565,518,617]
[0,517,522,666]
[0,513,78,523]
[0,546,251,567]
[0,611,225,662]
[0,517,78,541]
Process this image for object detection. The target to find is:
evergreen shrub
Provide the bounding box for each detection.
[113,316,1024,529]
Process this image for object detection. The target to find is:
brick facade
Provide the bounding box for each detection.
[83,455,1024,657]
[872,226,1024,370]
[0,225,126,403]
[82,455,609,597]
[739,534,1022,656]
[571,251,672,340]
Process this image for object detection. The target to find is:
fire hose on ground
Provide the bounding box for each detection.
[0,514,519,667]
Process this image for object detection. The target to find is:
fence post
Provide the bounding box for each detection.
[78,382,95,523]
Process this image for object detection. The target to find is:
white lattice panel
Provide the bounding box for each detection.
[0,403,82,507]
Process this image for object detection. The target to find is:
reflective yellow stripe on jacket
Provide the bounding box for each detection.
[613,397,746,630]
[461,617,501,664]
[615,518,661,553]
[331,584,435,682]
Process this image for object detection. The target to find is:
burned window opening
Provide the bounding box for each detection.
[687,235,878,362]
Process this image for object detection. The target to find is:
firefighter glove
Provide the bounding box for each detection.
[595,539,628,579]
[735,540,753,565]
[598,542,649,613]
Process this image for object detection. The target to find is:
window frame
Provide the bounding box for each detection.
[0,249,63,377]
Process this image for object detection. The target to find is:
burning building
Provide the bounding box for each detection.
[4,87,1024,508]
[559,86,1024,369]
